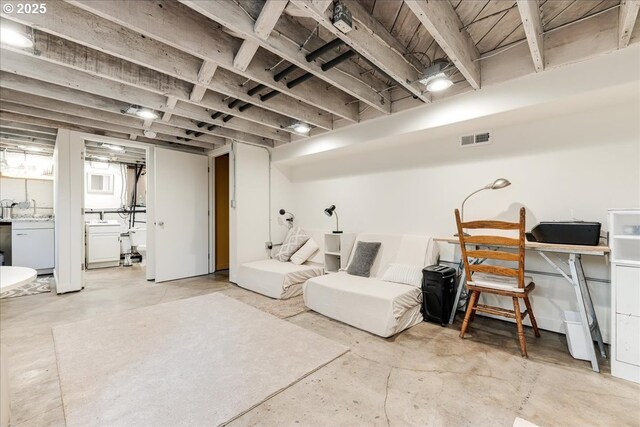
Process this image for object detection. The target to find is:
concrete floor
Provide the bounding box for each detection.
[1,266,638,427]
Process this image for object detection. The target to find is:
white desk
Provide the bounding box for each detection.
[0,266,37,292]
[436,237,610,373]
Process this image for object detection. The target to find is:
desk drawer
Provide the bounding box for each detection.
[616,265,640,316]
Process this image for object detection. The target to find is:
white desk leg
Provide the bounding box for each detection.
[573,254,607,358]
[568,254,600,372]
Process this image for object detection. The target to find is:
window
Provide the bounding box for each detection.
[87,172,114,194]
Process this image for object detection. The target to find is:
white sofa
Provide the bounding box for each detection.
[303,234,439,338]
[236,229,325,299]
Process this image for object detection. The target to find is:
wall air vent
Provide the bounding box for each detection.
[459,131,492,148]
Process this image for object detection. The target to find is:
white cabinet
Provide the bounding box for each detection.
[323,233,356,273]
[609,209,640,383]
[85,221,121,269]
[11,221,55,274]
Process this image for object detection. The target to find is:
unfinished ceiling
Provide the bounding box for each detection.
[0,0,638,154]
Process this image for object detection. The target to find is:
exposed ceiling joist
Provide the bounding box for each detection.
[67,0,359,122]
[0,50,288,143]
[619,0,640,48]
[517,0,544,72]
[289,0,430,103]
[177,0,389,115]
[161,96,178,122]
[0,111,211,151]
[0,120,58,137]
[1,2,332,130]
[190,61,218,102]
[405,0,481,90]
[233,0,288,73]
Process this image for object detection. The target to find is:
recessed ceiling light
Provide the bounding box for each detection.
[418,59,453,93]
[424,74,453,92]
[135,109,159,120]
[100,143,125,152]
[0,27,33,48]
[17,145,43,152]
[291,122,311,134]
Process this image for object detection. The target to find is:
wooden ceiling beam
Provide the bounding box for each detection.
[161,96,178,122]
[0,50,289,143]
[190,61,218,102]
[177,0,386,116]
[405,0,481,90]
[1,4,332,129]
[233,0,288,72]
[0,120,58,137]
[517,0,544,72]
[66,0,356,122]
[619,0,640,48]
[289,0,430,102]
[0,111,212,151]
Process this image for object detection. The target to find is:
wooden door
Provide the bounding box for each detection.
[215,154,229,270]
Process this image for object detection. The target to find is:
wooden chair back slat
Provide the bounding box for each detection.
[463,235,520,247]
[455,207,527,288]
[469,264,519,277]
[466,249,519,262]
[461,220,520,230]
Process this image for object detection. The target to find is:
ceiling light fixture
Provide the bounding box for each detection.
[290,122,312,134]
[0,27,33,48]
[17,145,43,152]
[122,104,159,120]
[143,129,157,138]
[100,143,125,152]
[419,59,453,92]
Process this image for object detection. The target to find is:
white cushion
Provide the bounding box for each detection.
[275,227,309,262]
[237,259,323,299]
[469,273,532,293]
[382,264,423,288]
[303,272,423,338]
[290,238,319,265]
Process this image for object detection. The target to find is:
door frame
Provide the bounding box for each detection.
[208,144,232,273]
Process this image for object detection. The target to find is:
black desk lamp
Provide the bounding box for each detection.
[324,205,342,234]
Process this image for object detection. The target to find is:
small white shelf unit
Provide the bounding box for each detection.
[609,209,640,383]
[323,233,356,274]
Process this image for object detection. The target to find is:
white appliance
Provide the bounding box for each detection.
[85,220,121,269]
[11,221,55,274]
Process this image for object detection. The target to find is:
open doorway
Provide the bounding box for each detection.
[214,154,229,271]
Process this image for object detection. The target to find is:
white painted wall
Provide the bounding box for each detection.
[274,95,640,342]
[228,142,271,282]
[83,161,126,209]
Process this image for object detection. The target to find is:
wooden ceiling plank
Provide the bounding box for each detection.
[0,120,58,136]
[619,0,640,47]
[404,0,482,90]
[177,0,380,117]
[13,1,341,125]
[290,0,429,102]
[517,0,544,72]
[161,95,178,122]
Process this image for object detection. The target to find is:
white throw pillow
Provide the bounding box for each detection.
[275,227,309,262]
[382,264,423,288]
[290,238,319,265]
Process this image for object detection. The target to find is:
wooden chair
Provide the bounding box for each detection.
[454,207,540,357]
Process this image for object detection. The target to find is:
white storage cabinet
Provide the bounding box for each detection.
[609,209,640,383]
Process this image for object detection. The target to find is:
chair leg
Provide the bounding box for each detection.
[469,291,480,321]
[513,297,528,358]
[524,296,541,337]
[460,291,479,338]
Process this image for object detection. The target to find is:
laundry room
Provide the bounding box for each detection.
[84,140,146,272]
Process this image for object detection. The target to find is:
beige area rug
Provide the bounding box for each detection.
[53,293,348,427]
[221,285,310,319]
[0,276,53,299]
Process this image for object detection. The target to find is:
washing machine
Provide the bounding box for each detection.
[85,220,121,269]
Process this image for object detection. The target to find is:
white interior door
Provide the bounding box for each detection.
[154,148,209,282]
